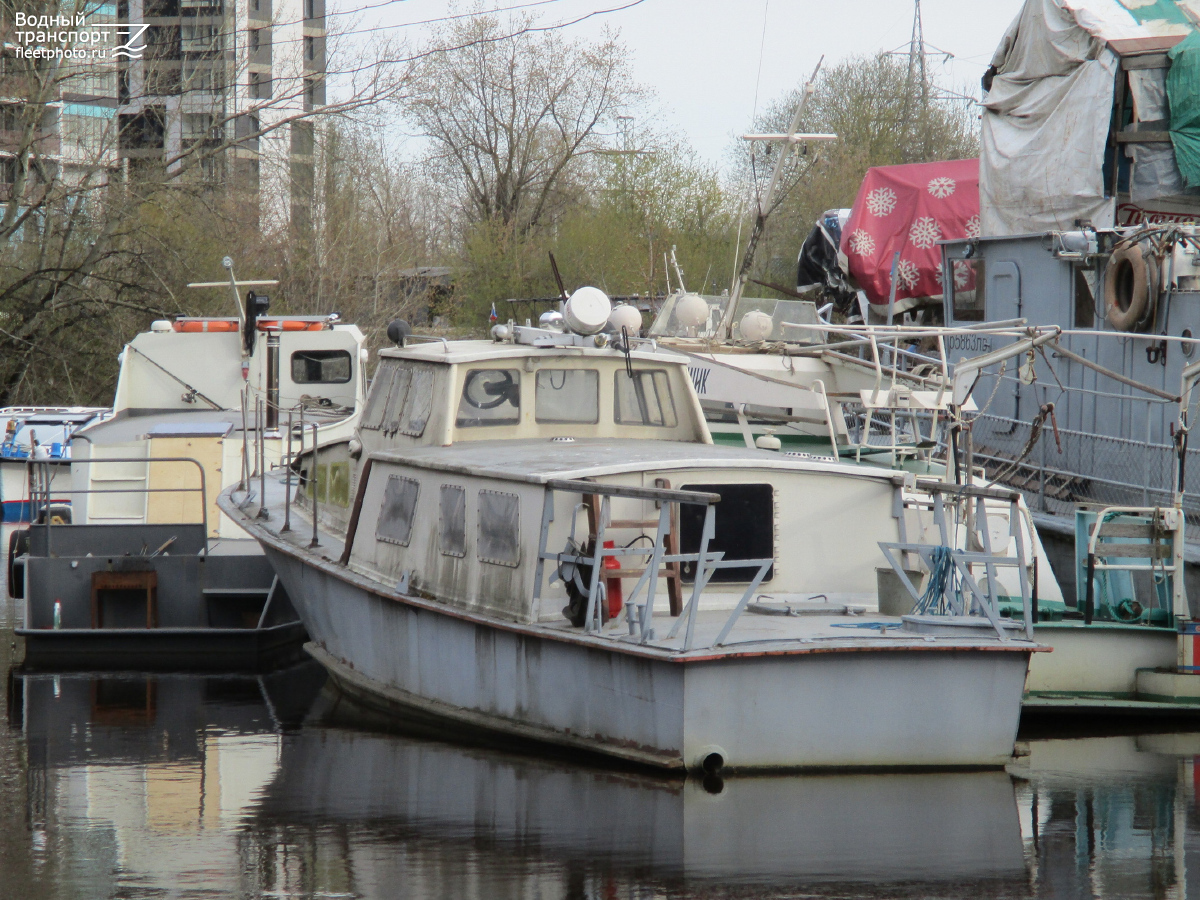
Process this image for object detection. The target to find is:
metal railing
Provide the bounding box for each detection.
[879,480,1035,641]
[26,456,210,556]
[532,479,773,651]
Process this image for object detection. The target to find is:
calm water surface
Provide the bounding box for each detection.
[5,560,1200,899]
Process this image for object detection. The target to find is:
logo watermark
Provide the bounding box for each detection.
[11,11,147,60]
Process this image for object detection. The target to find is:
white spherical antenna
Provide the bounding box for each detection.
[675,293,709,328]
[608,303,643,334]
[739,309,774,342]
[563,286,611,335]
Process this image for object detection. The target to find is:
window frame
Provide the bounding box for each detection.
[290,349,352,385]
[613,369,678,428]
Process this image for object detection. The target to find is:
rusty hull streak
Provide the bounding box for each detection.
[226,495,1039,666]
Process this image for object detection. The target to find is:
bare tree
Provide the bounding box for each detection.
[403,13,640,235]
[0,0,408,403]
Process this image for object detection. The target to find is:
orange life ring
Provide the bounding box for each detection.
[172,320,240,332]
[1105,244,1158,332]
[256,320,326,332]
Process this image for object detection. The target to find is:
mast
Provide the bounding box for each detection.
[719,58,833,339]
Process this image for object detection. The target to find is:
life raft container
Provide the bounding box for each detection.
[1105,242,1159,332]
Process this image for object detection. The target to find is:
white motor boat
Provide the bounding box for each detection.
[221,294,1041,771]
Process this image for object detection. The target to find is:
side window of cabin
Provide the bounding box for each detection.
[362,360,396,429]
[950,259,985,322]
[395,366,434,436]
[477,489,520,566]
[376,475,420,546]
[456,369,520,427]
[614,370,677,427]
[679,483,774,583]
[439,485,466,558]
[535,369,598,423]
[292,349,351,383]
[364,362,434,437]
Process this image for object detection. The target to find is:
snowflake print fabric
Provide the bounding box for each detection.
[908,217,941,250]
[848,229,875,256]
[838,158,979,314]
[927,177,956,199]
[865,187,898,217]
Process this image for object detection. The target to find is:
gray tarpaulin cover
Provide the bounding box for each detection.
[980,0,1118,235]
[981,0,1199,235]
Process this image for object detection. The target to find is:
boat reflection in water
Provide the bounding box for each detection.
[254,692,1027,890]
[10,667,1200,898]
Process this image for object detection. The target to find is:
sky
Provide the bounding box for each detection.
[350,0,1029,171]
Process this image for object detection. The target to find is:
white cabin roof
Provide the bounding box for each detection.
[370,438,908,486]
[380,339,690,367]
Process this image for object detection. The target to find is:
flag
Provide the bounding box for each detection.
[489,302,498,323]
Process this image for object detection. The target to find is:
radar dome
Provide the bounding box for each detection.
[608,303,642,335]
[563,287,611,335]
[739,309,774,342]
[675,293,709,328]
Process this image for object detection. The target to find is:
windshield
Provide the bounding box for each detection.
[648,293,730,339]
[649,293,821,343]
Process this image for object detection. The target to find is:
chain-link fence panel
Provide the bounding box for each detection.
[972,412,1200,537]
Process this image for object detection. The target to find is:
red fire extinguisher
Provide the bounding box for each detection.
[603,539,623,619]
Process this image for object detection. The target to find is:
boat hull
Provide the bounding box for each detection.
[263,546,1031,770]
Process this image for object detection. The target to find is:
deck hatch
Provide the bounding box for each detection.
[478,489,520,566]
[376,475,420,546]
[439,484,467,557]
[679,483,774,583]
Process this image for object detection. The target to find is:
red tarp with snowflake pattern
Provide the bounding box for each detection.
[839,158,979,314]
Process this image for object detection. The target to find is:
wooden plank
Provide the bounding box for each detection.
[1121,53,1170,70]
[1094,542,1172,559]
[1092,522,1164,538]
[147,436,221,535]
[1114,131,1172,144]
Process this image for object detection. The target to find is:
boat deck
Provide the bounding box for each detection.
[230,470,1039,662]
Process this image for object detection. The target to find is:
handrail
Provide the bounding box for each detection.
[31,456,211,556]
[913,478,1023,504]
[533,480,770,651]
[545,479,720,506]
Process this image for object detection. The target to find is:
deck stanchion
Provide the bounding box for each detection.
[257,398,268,519]
[309,422,320,548]
[282,411,293,533]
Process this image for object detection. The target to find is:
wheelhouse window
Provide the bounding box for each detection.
[376,476,420,547]
[292,349,351,384]
[456,369,520,427]
[535,369,598,424]
[614,370,677,427]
